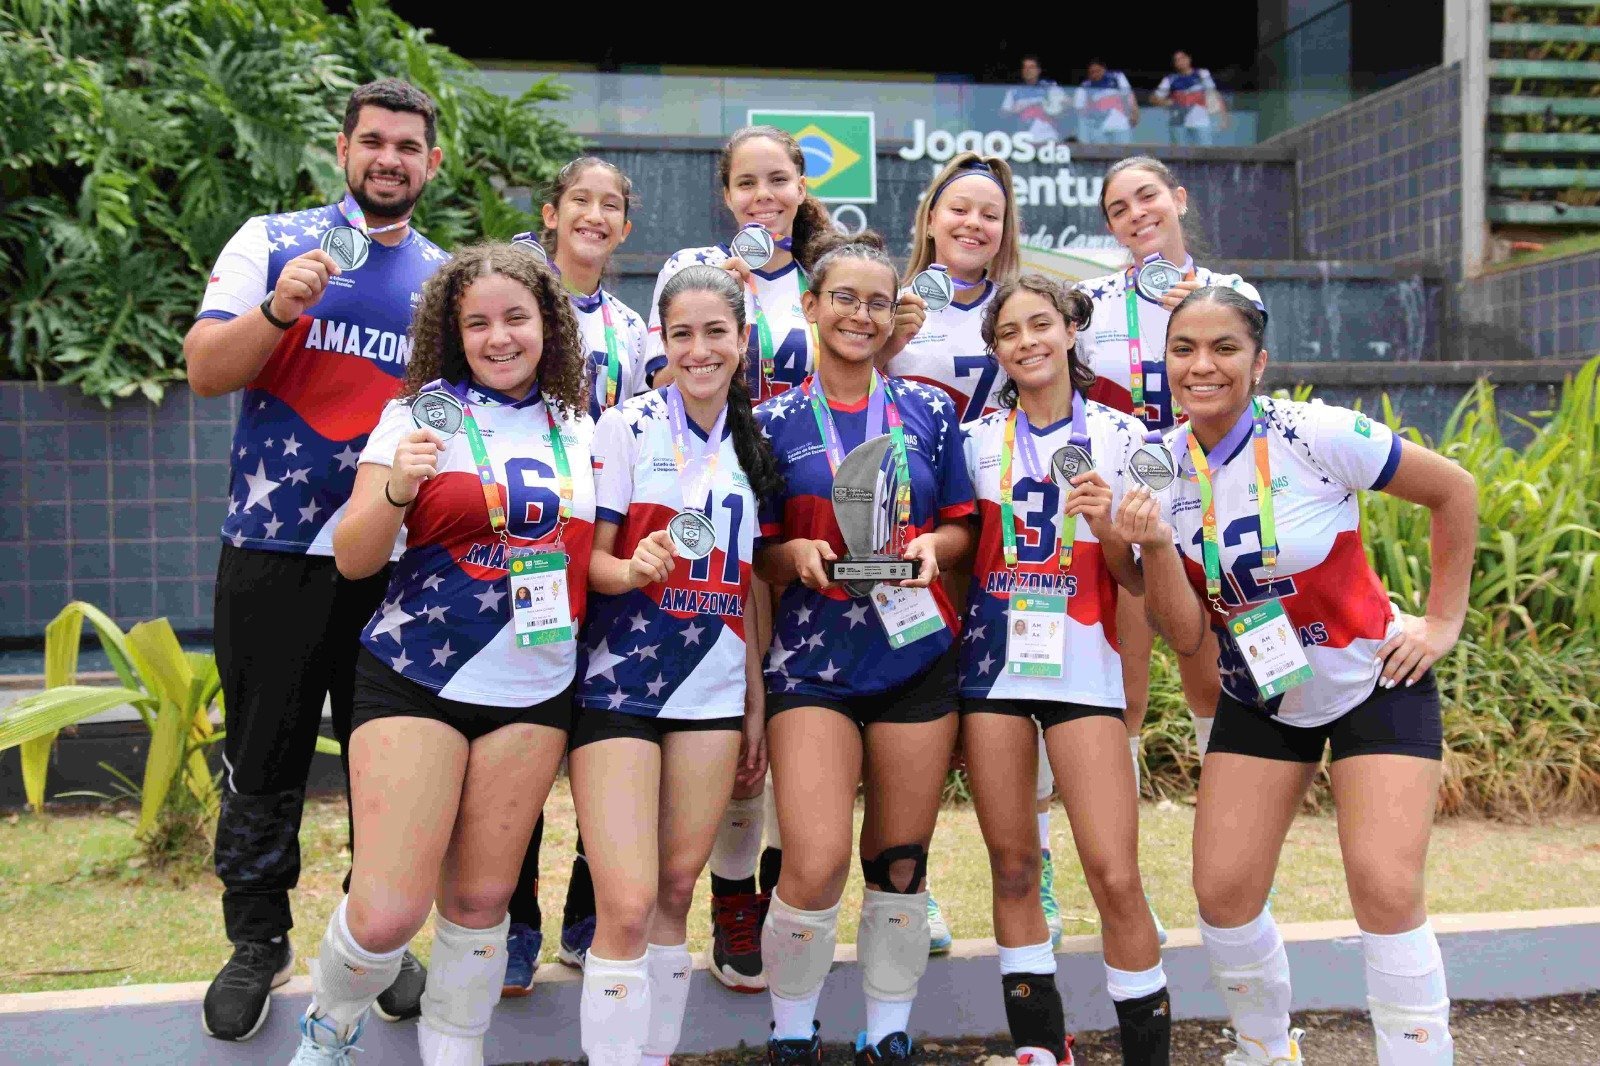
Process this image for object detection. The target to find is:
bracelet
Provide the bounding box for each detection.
[383,480,416,508]
[259,296,295,330]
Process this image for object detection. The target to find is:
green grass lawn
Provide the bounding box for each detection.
[3,781,1600,995]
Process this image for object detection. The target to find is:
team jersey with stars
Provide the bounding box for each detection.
[1074,267,1264,432]
[197,203,447,556]
[647,245,811,402]
[884,281,1005,424]
[960,400,1140,705]
[1161,397,1404,728]
[571,287,651,420]
[1156,69,1219,129]
[1075,72,1137,132]
[356,382,596,708]
[756,377,975,699]
[579,390,757,720]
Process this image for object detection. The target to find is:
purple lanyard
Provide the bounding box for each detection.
[664,385,727,513]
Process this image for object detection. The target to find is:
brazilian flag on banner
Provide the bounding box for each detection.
[747,110,877,203]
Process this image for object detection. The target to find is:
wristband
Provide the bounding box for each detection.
[383,480,416,508]
[259,296,295,330]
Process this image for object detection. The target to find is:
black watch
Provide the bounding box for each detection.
[259,296,295,330]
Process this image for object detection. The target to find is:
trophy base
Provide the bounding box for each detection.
[828,557,921,586]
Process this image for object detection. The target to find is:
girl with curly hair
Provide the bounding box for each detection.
[291,243,596,1066]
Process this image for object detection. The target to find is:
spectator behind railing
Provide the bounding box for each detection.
[1152,50,1230,147]
[1075,58,1140,145]
[999,54,1069,143]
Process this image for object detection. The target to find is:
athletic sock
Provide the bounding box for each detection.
[418,911,509,1065]
[1199,910,1293,1060]
[1192,715,1214,762]
[1037,812,1051,850]
[1108,963,1171,1066]
[1363,922,1453,1064]
[711,873,758,897]
[858,888,930,1041]
[507,812,544,929]
[563,837,596,930]
[998,939,1066,1059]
[643,942,694,1063]
[864,996,914,1045]
[709,793,764,887]
[763,893,839,1040]
[310,898,405,1038]
[581,951,650,1066]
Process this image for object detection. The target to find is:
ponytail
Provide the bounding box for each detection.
[657,265,783,501]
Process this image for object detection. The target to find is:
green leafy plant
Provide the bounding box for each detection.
[0,0,580,403]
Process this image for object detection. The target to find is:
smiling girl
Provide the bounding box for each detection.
[754,235,975,1066]
[291,244,595,1066]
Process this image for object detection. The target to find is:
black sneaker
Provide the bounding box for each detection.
[707,890,766,992]
[768,1022,823,1065]
[202,939,295,1041]
[372,949,426,1021]
[855,1031,915,1066]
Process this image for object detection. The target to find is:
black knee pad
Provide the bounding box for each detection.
[1114,987,1172,1065]
[1001,972,1067,1057]
[860,843,928,894]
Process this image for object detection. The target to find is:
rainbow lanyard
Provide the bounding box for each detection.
[569,287,622,411]
[805,370,914,552]
[746,261,810,393]
[459,397,573,563]
[1122,258,1194,422]
[999,392,1085,571]
[1183,398,1278,612]
[338,192,408,236]
[664,384,726,513]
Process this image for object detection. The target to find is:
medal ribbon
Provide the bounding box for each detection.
[1122,255,1196,424]
[806,371,914,553]
[664,385,727,515]
[999,392,1085,571]
[338,192,409,237]
[459,399,573,569]
[1182,398,1274,612]
[597,295,622,410]
[745,261,810,395]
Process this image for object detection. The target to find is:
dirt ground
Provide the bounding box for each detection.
[620,993,1600,1066]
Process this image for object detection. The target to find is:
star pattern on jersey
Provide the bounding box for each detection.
[843,601,869,628]
[681,621,705,645]
[222,395,373,547]
[430,641,457,667]
[474,585,506,613]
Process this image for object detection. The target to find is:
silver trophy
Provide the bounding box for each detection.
[827,434,920,596]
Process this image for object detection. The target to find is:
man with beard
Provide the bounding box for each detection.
[183,79,448,1042]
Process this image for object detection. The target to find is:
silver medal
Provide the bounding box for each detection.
[909,265,955,313]
[320,226,371,272]
[1134,258,1184,302]
[667,510,717,560]
[410,391,464,440]
[729,224,775,271]
[1127,443,1178,492]
[1051,444,1095,485]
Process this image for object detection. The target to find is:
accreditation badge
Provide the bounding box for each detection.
[1006,593,1066,678]
[870,584,946,649]
[509,548,574,647]
[1229,598,1312,699]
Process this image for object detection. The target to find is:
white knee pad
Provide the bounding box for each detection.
[763,774,782,850]
[709,794,765,881]
[858,889,932,1003]
[1364,923,1453,1064]
[419,911,510,1040]
[312,898,405,1036]
[762,893,839,1001]
[581,952,650,1066]
[643,942,694,1058]
[1035,725,1055,802]
[1199,911,1293,1056]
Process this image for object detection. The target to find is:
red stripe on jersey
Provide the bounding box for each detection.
[1087,376,1135,416]
[610,499,749,638]
[973,499,1118,643]
[1181,528,1390,649]
[252,325,403,442]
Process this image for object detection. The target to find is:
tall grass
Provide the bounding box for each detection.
[1140,358,1600,818]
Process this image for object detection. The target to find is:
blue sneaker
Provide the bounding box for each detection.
[501,922,541,997]
[288,1011,362,1065]
[927,893,953,955]
[558,914,595,968]
[1040,850,1063,950]
[855,1030,914,1066]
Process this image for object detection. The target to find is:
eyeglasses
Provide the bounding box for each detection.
[825,290,895,321]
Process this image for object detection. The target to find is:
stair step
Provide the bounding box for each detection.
[1491,95,1600,117]
[1490,166,1600,188]
[1488,203,1600,223]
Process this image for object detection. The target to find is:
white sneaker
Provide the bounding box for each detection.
[1222,1026,1305,1064]
[289,1011,363,1065]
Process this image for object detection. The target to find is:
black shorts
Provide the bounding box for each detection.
[1207,671,1443,764]
[351,647,572,742]
[767,646,959,727]
[960,697,1125,732]
[569,708,742,751]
